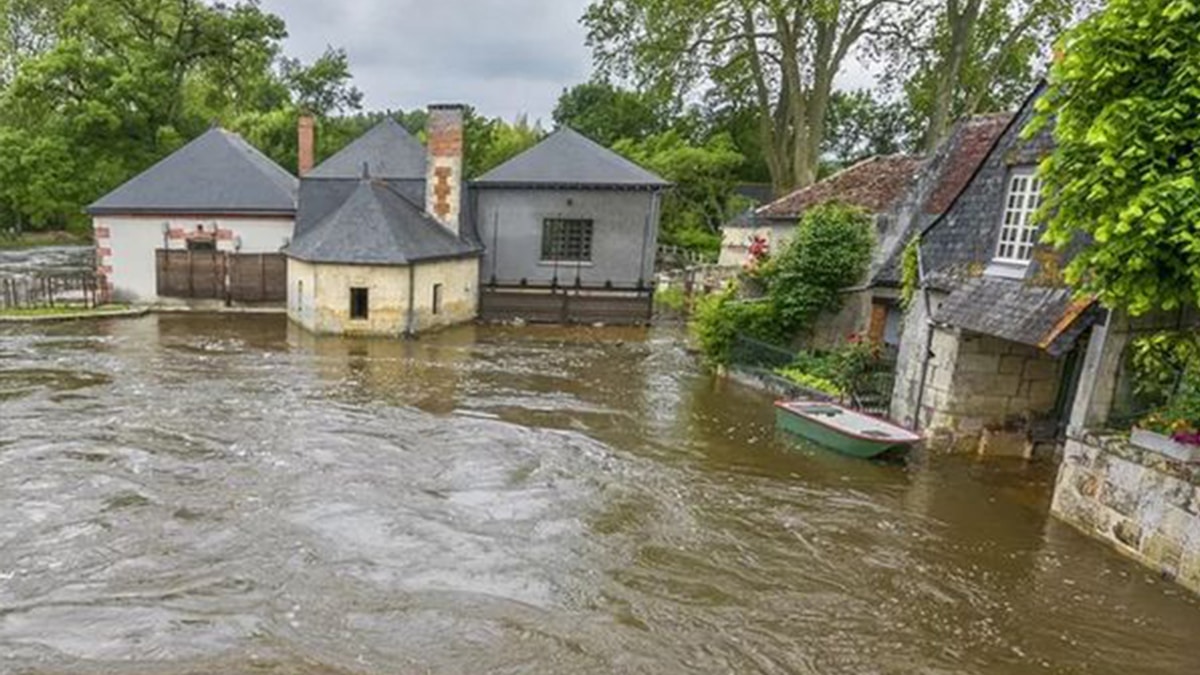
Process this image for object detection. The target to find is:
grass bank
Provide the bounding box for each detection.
[0,230,93,250]
[0,304,138,322]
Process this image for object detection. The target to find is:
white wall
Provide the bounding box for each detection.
[94,214,294,304]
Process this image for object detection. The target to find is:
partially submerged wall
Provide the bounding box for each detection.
[1053,433,1200,594]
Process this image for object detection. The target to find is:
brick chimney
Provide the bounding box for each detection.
[425,104,464,235]
[297,114,315,177]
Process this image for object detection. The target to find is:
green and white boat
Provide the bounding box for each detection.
[775,400,922,458]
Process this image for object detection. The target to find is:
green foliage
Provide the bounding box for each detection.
[900,236,921,311]
[552,81,667,146]
[0,0,362,230]
[775,340,881,398]
[770,203,875,331]
[691,285,786,367]
[1130,331,1200,401]
[653,284,688,312]
[615,130,747,255]
[1032,0,1200,315]
[823,90,917,167]
[470,114,546,178]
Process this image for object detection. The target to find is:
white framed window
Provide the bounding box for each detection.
[994,168,1043,264]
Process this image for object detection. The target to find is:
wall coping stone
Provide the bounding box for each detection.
[1070,430,1200,487]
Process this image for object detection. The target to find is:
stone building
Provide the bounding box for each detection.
[890,83,1102,456]
[286,106,481,336]
[471,128,670,324]
[87,128,298,304]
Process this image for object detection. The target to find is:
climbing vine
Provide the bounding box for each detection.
[900,236,920,311]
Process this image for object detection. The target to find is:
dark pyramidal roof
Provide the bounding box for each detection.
[287,179,479,265]
[474,127,669,188]
[88,128,297,216]
[308,118,427,180]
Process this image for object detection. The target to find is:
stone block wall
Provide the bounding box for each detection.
[921,328,1064,453]
[1053,434,1200,594]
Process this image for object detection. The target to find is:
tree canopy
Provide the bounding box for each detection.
[1032,0,1200,315]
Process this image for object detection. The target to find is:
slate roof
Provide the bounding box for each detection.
[933,277,1098,356]
[473,127,670,189]
[87,128,297,216]
[308,118,427,180]
[287,179,480,265]
[756,154,924,221]
[921,113,1014,215]
[873,113,1014,286]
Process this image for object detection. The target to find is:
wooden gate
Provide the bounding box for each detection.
[156,250,286,303]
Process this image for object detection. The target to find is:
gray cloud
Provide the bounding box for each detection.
[260,0,594,122]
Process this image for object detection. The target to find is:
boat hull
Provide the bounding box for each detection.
[775,405,913,458]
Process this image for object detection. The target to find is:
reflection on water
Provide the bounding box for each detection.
[1,314,1198,674]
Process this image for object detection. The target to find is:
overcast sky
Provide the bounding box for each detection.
[259,0,594,123]
[258,0,875,124]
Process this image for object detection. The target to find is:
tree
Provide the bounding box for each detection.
[281,47,363,117]
[472,114,545,177]
[552,80,666,146]
[1031,0,1200,315]
[584,0,904,195]
[614,130,747,255]
[822,89,916,168]
[904,0,1086,151]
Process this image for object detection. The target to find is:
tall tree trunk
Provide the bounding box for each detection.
[922,0,983,152]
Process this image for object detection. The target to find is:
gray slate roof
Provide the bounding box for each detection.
[308,119,427,180]
[287,179,480,265]
[88,128,297,216]
[473,127,670,189]
[934,277,1097,356]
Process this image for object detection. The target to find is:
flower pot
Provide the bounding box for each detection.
[1131,427,1200,463]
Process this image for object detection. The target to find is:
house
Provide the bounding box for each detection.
[286,106,481,336]
[471,127,670,325]
[717,155,923,269]
[889,83,1102,456]
[87,128,298,304]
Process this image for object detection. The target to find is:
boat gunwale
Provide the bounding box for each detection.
[774,400,923,445]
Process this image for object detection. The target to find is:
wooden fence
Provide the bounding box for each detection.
[480,284,654,325]
[156,250,286,303]
[0,273,105,310]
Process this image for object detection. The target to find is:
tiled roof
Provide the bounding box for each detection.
[473,127,670,189]
[921,113,1014,216]
[87,128,297,216]
[287,179,480,265]
[756,155,924,221]
[933,277,1098,356]
[308,118,427,180]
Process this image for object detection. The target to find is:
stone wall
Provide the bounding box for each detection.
[287,257,478,336]
[1053,434,1200,594]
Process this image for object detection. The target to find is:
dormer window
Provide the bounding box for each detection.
[994,167,1042,264]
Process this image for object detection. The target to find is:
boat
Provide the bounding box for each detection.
[774,400,922,458]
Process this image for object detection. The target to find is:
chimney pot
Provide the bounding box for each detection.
[297,114,316,177]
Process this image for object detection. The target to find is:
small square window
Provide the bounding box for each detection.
[541,218,594,262]
[349,287,369,320]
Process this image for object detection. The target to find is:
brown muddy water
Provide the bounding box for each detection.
[1,314,1198,674]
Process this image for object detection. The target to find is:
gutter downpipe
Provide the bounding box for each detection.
[912,243,935,430]
[404,265,417,339]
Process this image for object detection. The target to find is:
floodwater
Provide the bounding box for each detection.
[1,314,1198,674]
[0,246,92,279]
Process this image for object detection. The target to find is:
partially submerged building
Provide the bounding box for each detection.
[890,84,1102,456]
[472,128,670,324]
[286,106,481,336]
[87,128,297,304]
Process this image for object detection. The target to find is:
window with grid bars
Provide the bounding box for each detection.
[994,169,1043,264]
[540,218,594,262]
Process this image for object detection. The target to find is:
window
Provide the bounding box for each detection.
[541,218,594,262]
[296,280,303,312]
[994,169,1043,264]
[349,287,369,320]
[186,237,215,251]
[432,283,443,316]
